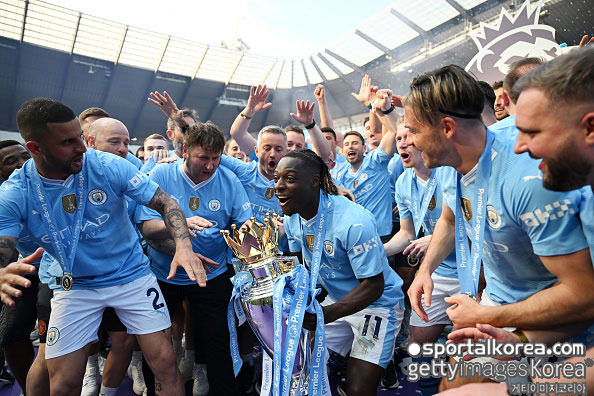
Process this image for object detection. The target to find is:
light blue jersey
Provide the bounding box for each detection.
[579,187,594,265]
[395,168,457,279]
[437,134,588,304]
[137,163,252,284]
[489,115,518,140]
[219,155,281,222]
[0,149,156,290]
[388,154,405,222]
[333,147,393,236]
[16,226,41,267]
[284,194,404,311]
[140,150,183,174]
[335,153,346,165]
[126,152,143,169]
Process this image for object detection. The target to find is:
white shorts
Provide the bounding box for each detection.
[410,274,460,327]
[325,305,404,369]
[45,273,171,359]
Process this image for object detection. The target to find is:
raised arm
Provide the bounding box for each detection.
[314,84,335,130]
[145,187,206,286]
[230,85,272,155]
[290,100,331,163]
[372,89,398,156]
[148,91,190,130]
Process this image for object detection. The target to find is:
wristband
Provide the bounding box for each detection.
[240,113,253,120]
[512,329,529,343]
[382,105,395,115]
[304,120,316,129]
[367,103,372,109]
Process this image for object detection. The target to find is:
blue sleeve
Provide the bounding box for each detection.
[0,181,25,238]
[126,152,143,170]
[102,154,159,206]
[509,174,587,256]
[230,177,253,224]
[395,175,412,220]
[370,147,391,168]
[344,210,384,279]
[436,167,456,211]
[283,216,302,253]
[135,165,166,222]
[140,156,156,174]
[220,155,255,183]
[248,151,258,162]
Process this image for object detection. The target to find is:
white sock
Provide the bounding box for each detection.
[99,385,118,396]
[184,349,195,360]
[131,350,142,365]
[86,353,99,371]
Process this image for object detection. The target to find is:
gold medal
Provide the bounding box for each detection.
[407,255,419,267]
[61,273,73,291]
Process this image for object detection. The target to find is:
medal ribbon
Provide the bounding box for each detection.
[227,270,252,376]
[410,169,438,237]
[455,132,494,296]
[26,152,88,283]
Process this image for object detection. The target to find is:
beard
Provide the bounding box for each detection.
[540,141,591,192]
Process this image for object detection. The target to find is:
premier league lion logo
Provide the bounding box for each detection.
[465,0,561,82]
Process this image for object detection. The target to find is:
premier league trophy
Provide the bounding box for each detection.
[221,214,313,396]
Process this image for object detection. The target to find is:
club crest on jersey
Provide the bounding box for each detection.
[305,235,315,252]
[189,197,200,211]
[46,327,60,346]
[324,240,334,256]
[88,189,107,205]
[487,205,502,228]
[265,188,275,200]
[62,194,77,214]
[461,197,473,221]
[428,195,437,211]
[360,173,368,181]
[208,199,221,211]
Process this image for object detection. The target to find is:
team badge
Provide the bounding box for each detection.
[461,197,473,221]
[487,205,502,228]
[360,173,368,181]
[189,197,200,211]
[428,195,437,211]
[305,235,315,252]
[265,188,275,200]
[61,194,77,214]
[208,199,221,211]
[46,327,60,346]
[353,180,359,189]
[324,241,334,256]
[88,189,107,205]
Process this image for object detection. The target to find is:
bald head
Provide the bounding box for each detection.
[87,118,130,159]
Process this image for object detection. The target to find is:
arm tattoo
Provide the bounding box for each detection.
[0,237,17,268]
[145,238,176,256]
[147,187,190,242]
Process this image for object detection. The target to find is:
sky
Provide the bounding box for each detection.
[46,0,397,58]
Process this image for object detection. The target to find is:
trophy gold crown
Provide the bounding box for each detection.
[220,213,279,264]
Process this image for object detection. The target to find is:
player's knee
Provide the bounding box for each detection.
[146,343,177,376]
[346,378,374,396]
